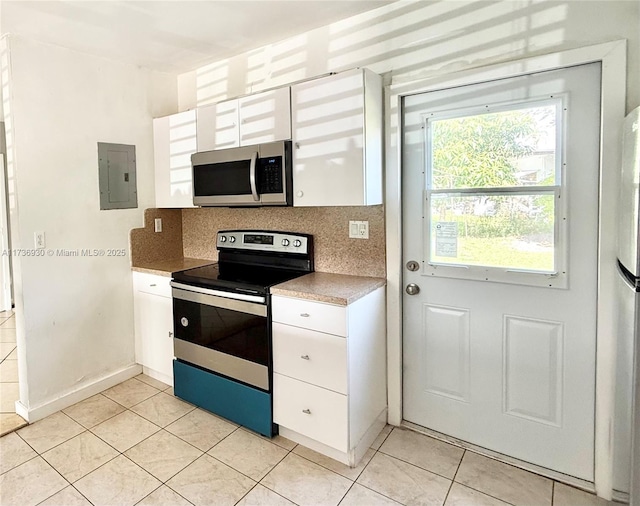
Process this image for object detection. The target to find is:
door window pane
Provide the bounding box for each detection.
[430,104,558,190]
[429,193,556,272]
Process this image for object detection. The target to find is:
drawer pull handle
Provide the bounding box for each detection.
[300,313,310,318]
[150,284,157,287]
[300,354,310,360]
[302,409,311,415]
[169,331,173,337]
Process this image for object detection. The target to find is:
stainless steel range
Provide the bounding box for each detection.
[170,230,313,437]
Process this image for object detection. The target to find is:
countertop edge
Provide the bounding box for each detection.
[131,257,213,277]
[271,274,386,306]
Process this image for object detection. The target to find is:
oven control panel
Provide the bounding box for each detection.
[217,230,310,254]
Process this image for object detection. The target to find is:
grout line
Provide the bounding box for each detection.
[69,483,96,506]
[376,446,464,484]
[233,483,260,506]
[375,425,394,449]
[354,480,405,505]
[337,481,357,505]
[163,482,196,506]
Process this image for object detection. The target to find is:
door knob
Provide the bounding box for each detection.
[406,283,420,295]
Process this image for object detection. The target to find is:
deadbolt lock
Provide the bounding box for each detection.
[406,260,420,272]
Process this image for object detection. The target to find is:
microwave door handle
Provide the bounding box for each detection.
[249,151,259,201]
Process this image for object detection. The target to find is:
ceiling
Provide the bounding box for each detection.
[0,0,393,73]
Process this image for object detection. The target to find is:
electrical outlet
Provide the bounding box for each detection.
[34,231,45,249]
[358,221,369,239]
[349,220,369,239]
[154,218,162,233]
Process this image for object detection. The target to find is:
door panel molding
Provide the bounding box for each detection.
[503,315,564,427]
[422,304,470,402]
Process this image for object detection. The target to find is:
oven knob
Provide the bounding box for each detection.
[281,239,290,246]
[220,236,227,243]
[180,317,189,327]
[293,239,302,247]
[229,236,236,243]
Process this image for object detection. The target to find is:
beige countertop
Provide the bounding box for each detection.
[131,257,213,277]
[271,272,386,306]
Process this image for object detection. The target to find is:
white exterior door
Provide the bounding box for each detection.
[402,63,601,480]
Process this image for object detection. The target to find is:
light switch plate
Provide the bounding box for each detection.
[349,221,359,238]
[154,218,162,233]
[34,231,45,249]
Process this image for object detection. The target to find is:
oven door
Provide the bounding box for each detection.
[171,283,270,391]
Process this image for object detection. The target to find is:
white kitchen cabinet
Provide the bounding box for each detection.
[132,272,174,385]
[197,100,239,151]
[197,87,291,151]
[291,68,382,207]
[153,110,197,208]
[272,287,387,466]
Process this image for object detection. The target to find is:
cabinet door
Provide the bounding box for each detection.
[197,100,240,151]
[136,291,174,380]
[238,87,291,146]
[291,70,367,207]
[153,110,197,208]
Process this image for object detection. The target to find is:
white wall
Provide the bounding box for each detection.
[2,35,177,414]
[181,0,639,114]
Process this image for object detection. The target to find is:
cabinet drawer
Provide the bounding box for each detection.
[273,373,348,452]
[273,323,347,394]
[272,296,346,336]
[133,272,172,298]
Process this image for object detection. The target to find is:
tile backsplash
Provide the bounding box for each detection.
[130,208,183,266]
[182,205,386,278]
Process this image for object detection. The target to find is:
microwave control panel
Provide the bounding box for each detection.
[258,157,283,194]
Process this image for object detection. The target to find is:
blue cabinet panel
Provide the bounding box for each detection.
[173,360,275,437]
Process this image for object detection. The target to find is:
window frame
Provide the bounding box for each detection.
[422,96,568,288]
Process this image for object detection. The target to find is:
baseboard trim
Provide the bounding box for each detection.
[14,364,142,423]
[141,366,173,387]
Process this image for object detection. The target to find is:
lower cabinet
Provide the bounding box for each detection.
[132,272,174,385]
[272,286,387,466]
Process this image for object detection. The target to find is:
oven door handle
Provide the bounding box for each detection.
[249,151,260,202]
[171,282,267,316]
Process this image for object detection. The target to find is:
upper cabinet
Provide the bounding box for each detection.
[153,110,197,208]
[291,68,383,207]
[197,87,291,151]
[152,69,383,209]
[197,100,238,151]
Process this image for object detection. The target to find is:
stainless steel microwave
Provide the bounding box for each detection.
[191,140,292,207]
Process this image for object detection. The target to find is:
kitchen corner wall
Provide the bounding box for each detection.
[2,35,177,416]
[182,205,386,278]
[130,208,183,266]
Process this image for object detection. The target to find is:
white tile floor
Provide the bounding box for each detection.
[0,312,28,436]
[0,373,615,506]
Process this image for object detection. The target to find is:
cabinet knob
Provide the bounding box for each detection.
[300,313,310,318]
[302,409,311,415]
[300,354,310,360]
[296,191,304,198]
[295,142,300,149]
